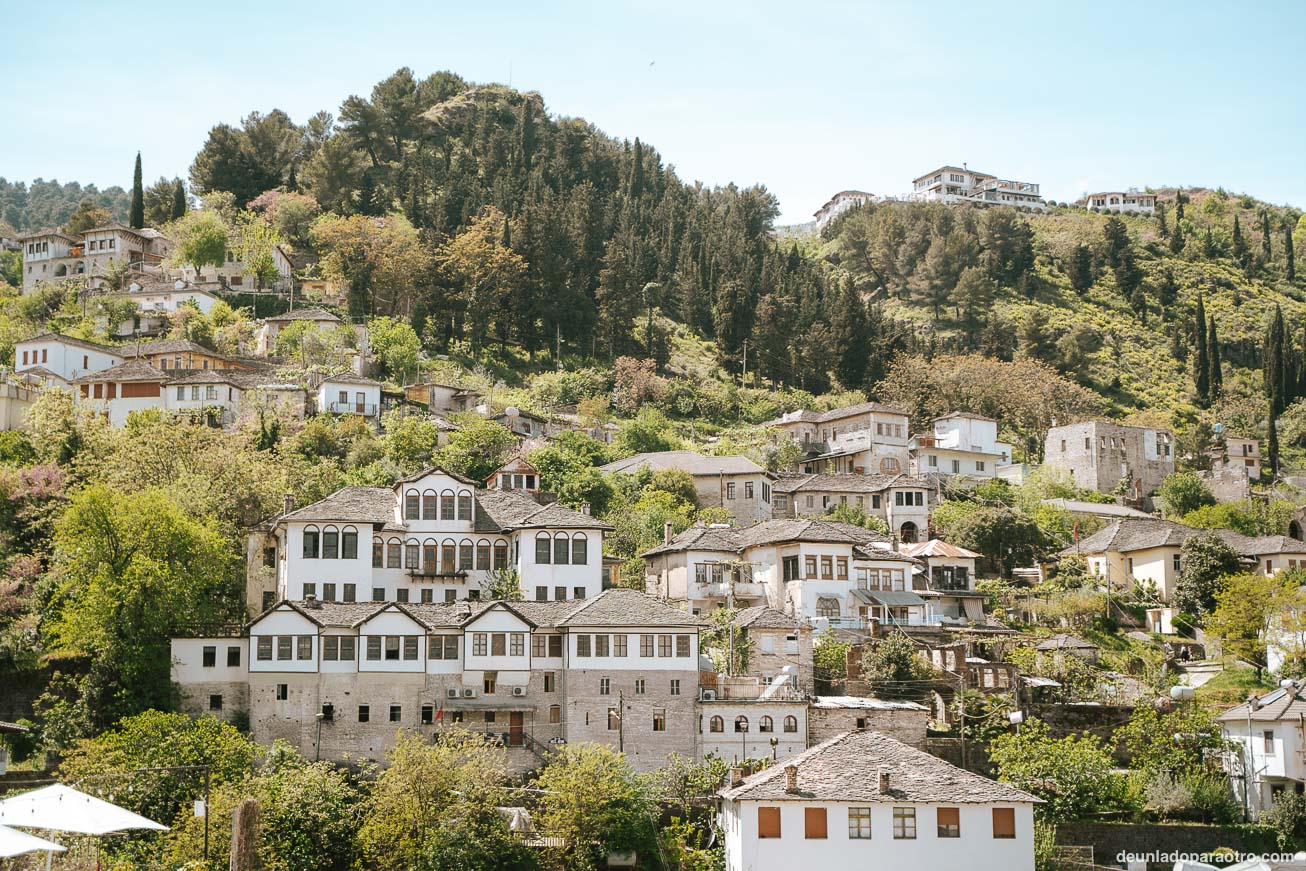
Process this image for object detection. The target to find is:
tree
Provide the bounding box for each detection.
[989,719,1125,821]
[311,212,432,318]
[1170,215,1186,254]
[613,407,682,456]
[1232,214,1250,271]
[435,207,528,348]
[1117,703,1228,777]
[1193,293,1210,404]
[1068,244,1093,293]
[368,316,421,382]
[171,179,187,221]
[812,630,851,693]
[359,731,530,870]
[229,211,284,288]
[1173,531,1244,619]
[432,417,516,481]
[170,209,229,276]
[1207,316,1223,398]
[1157,472,1215,517]
[1102,216,1130,268]
[1113,248,1143,299]
[64,199,113,234]
[1287,220,1297,282]
[129,152,144,228]
[1018,309,1056,363]
[1262,210,1274,263]
[935,505,1047,575]
[1207,572,1306,679]
[860,632,938,700]
[532,743,657,870]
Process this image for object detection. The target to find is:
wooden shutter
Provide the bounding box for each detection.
[758,806,781,839]
[804,807,827,839]
[937,806,960,836]
[992,807,1016,838]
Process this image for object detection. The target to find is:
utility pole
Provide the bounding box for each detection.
[726,564,736,676]
[617,690,625,754]
[958,668,967,770]
[741,339,748,386]
[555,322,562,370]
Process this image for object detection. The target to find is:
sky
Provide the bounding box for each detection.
[3,0,1304,224]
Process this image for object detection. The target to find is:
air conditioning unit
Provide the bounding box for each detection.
[462,688,477,698]
[512,686,527,697]
[700,689,717,701]
[446,688,460,699]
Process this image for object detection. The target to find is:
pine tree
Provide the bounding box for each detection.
[1157,201,1169,238]
[170,179,187,220]
[1207,316,1222,399]
[1018,309,1055,363]
[1288,221,1297,282]
[1156,267,1178,314]
[1261,210,1273,263]
[1175,190,1185,221]
[1233,214,1250,270]
[1169,217,1185,254]
[1113,248,1143,297]
[1194,292,1210,404]
[1102,217,1130,269]
[129,151,145,229]
[1068,244,1093,292]
[1203,227,1216,258]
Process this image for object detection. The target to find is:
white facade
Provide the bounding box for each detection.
[1220,690,1306,820]
[1084,191,1157,214]
[911,414,1012,480]
[768,404,912,477]
[813,190,878,232]
[14,334,124,384]
[911,165,1047,211]
[316,377,382,417]
[699,700,808,762]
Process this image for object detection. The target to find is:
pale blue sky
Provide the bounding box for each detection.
[2,0,1303,223]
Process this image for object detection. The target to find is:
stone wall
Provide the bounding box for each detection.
[808,704,928,748]
[564,667,698,771]
[1055,822,1279,868]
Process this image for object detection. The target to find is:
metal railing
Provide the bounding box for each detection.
[326,402,377,415]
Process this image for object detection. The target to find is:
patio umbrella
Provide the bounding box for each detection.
[0,824,65,858]
[0,783,168,835]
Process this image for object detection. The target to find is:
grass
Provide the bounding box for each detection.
[1194,664,1277,707]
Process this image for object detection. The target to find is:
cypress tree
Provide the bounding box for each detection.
[1175,190,1185,221]
[1262,210,1273,263]
[1170,217,1185,254]
[170,179,187,220]
[1204,227,1216,259]
[1194,292,1210,404]
[1157,202,1169,238]
[1233,214,1249,270]
[129,151,145,229]
[1268,412,1280,478]
[1264,304,1286,415]
[1287,222,1296,282]
[1207,316,1222,399]
[1068,244,1093,292]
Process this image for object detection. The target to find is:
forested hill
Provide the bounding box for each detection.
[0,178,130,234]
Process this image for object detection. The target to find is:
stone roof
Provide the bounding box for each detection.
[558,588,706,627]
[73,359,168,384]
[936,410,997,422]
[319,371,383,387]
[772,473,931,494]
[763,401,910,427]
[719,729,1039,804]
[17,332,120,355]
[852,544,920,564]
[120,338,224,357]
[643,518,891,558]
[264,308,342,323]
[280,487,396,524]
[810,696,929,711]
[1248,535,1306,556]
[599,450,768,477]
[474,488,613,531]
[395,466,481,486]
[735,606,805,630]
[168,369,302,389]
[899,539,981,560]
[1034,633,1098,652]
[1219,687,1306,723]
[1042,498,1154,519]
[276,485,610,532]
[1061,518,1261,558]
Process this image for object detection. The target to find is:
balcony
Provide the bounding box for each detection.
[326,401,377,416]
[406,567,469,583]
[702,582,767,599]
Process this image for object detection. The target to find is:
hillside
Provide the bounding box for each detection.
[0,177,131,234]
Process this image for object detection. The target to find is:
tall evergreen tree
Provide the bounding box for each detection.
[1268,412,1280,478]
[1264,304,1287,416]
[1175,189,1186,221]
[129,151,145,229]
[1194,292,1210,404]
[1287,221,1297,282]
[1102,217,1130,269]
[1156,267,1178,314]
[170,179,187,220]
[1169,217,1185,254]
[1232,214,1250,270]
[1156,201,1169,238]
[1068,244,1093,293]
[1207,316,1222,399]
[1261,210,1273,263]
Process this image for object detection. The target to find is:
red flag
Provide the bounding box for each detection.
[1073,520,1079,542]
[435,703,444,722]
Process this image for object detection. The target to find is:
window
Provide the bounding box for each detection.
[227,646,241,667]
[302,526,320,558]
[892,807,916,839]
[457,493,472,521]
[658,635,672,657]
[373,587,385,602]
[709,716,724,732]
[321,527,339,559]
[276,684,288,701]
[341,528,358,560]
[816,597,840,619]
[494,541,509,567]
[836,557,848,580]
[640,634,654,657]
[535,534,552,564]
[555,586,567,601]
[992,807,1016,839]
[422,491,437,519]
[533,635,546,656]
[975,460,986,472]
[676,635,690,657]
[758,807,781,839]
[577,635,591,657]
[397,589,409,603]
[634,679,646,695]
[387,539,401,568]
[389,704,402,723]
[323,583,336,602]
[483,673,497,694]
[1265,730,1276,753]
[548,636,563,657]
[536,586,548,602]
[421,705,434,725]
[734,715,749,733]
[549,704,561,723]
[439,490,455,520]
[613,634,627,656]
[510,633,525,657]
[373,539,383,567]
[804,807,827,839]
[343,583,356,603]
[572,534,588,565]
[209,694,223,711]
[403,636,419,660]
[477,541,491,570]
[804,556,817,578]
[759,715,773,733]
[202,646,216,667]
[599,677,611,695]
[848,807,872,839]
[276,636,292,660]
[473,633,488,656]
[323,637,339,660]
[783,556,799,582]
[385,636,401,661]
[491,633,506,656]
[937,806,960,837]
[554,533,570,565]
[951,459,960,473]
[652,708,666,731]
[544,672,556,692]
[726,482,736,500]
[366,636,382,660]
[257,637,272,660]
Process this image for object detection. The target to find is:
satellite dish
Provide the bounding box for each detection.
[129,282,141,292]
[175,280,186,290]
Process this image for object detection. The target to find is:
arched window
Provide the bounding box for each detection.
[476,540,491,571]
[457,491,473,521]
[879,457,901,474]
[422,539,437,573]
[440,490,455,521]
[494,540,509,567]
[553,532,570,565]
[816,597,840,618]
[571,533,588,565]
[386,538,402,569]
[441,539,456,572]
[535,533,552,564]
[759,716,774,733]
[709,716,724,733]
[405,538,419,569]
[783,716,798,733]
[734,716,749,733]
[341,526,358,560]
[302,525,320,559]
[899,521,918,544]
[421,490,438,520]
[372,537,383,567]
[459,539,474,571]
[404,490,420,520]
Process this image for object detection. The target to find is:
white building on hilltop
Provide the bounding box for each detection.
[911,165,1047,211]
[1083,190,1157,214]
[718,729,1039,871]
[910,412,1013,481]
[813,191,879,232]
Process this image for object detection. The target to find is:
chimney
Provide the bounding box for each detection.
[879,769,891,794]
[663,521,674,544]
[283,493,296,515]
[890,534,899,553]
[784,764,798,794]
[729,767,744,788]
[304,594,321,610]
[579,502,591,516]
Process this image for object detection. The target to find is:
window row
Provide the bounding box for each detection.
[575,633,691,658]
[372,537,510,573]
[402,489,474,521]
[200,645,242,668]
[605,707,668,732]
[694,562,752,586]
[599,677,681,696]
[470,632,528,657]
[707,714,797,733]
[304,583,494,605]
[533,585,589,602]
[534,533,589,565]
[301,525,360,560]
[756,805,1016,840]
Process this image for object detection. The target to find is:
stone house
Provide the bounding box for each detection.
[910,413,1013,481]
[764,402,912,476]
[772,472,931,542]
[600,450,776,524]
[733,606,815,695]
[1043,420,1174,499]
[255,308,344,356]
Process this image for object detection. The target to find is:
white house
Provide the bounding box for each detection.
[14,332,125,385]
[718,729,1039,871]
[18,224,174,293]
[813,190,878,232]
[1083,190,1157,214]
[910,413,1013,480]
[899,539,987,626]
[911,165,1047,211]
[1219,687,1306,820]
[765,402,912,477]
[315,373,383,417]
[772,473,931,543]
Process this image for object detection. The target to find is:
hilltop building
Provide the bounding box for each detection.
[1082,191,1157,214]
[813,190,878,232]
[765,402,912,477]
[17,224,173,292]
[772,473,930,543]
[911,165,1046,211]
[1043,421,1174,500]
[599,451,775,525]
[909,413,1013,481]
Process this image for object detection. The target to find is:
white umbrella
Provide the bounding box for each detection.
[0,823,65,858]
[0,783,168,835]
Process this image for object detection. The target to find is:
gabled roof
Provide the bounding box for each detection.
[772,472,931,494]
[935,410,997,423]
[80,222,149,239]
[395,466,482,486]
[264,308,342,324]
[558,588,706,627]
[899,539,981,560]
[120,338,225,358]
[642,518,891,558]
[319,372,383,387]
[1061,518,1261,557]
[1219,687,1306,723]
[1042,498,1153,519]
[719,729,1039,804]
[16,229,79,243]
[280,487,396,524]
[735,605,805,630]
[1247,535,1306,556]
[474,488,613,531]
[599,450,769,477]
[73,359,167,384]
[16,332,120,355]
[763,401,909,427]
